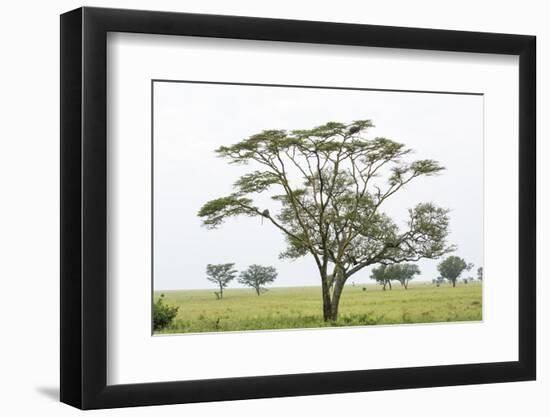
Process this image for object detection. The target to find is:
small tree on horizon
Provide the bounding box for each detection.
[394,263,421,289]
[238,264,278,295]
[433,276,445,287]
[477,266,483,281]
[206,263,237,299]
[371,263,420,290]
[371,264,394,290]
[437,256,473,287]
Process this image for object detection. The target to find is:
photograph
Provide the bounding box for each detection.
[0,0,540,414]
[152,80,484,334]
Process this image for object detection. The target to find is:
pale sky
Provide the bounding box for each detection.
[153,81,483,290]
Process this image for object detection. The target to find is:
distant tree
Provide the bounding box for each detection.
[371,263,420,290]
[198,119,454,321]
[153,294,179,331]
[206,263,237,299]
[477,266,483,281]
[437,256,473,287]
[395,264,421,289]
[433,276,445,287]
[238,264,278,295]
[371,264,393,290]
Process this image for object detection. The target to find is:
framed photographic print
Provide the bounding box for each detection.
[60,6,536,409]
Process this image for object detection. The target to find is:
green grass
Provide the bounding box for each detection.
[154,282,482,334]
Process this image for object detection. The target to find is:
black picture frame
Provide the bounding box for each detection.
[60,6,536,410]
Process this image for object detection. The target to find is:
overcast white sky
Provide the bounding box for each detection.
[153,81,483,290]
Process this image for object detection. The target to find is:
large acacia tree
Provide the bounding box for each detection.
[199,120,454,321]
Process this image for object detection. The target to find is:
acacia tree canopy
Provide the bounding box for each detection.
[370,263,420,290]
[238,264,278,295]
[393,263,420,289]
[206,263,237,299]
[199,120,454,320]
[437,256,473,287]
[370,264,394,291]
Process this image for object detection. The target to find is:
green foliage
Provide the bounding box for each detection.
[153,294,179,331]
[437,256,473,287]
[238,264,278,295]
[370,263,420,289]
[198,119,455,320]
[477,266,483,281]
[199,119,452,267]
[234,171,279,194]
[371,264,392,289]
[153,283,482,334]
[206,263,237,299]
[197,195,256,229]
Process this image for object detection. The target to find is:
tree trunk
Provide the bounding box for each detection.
[255,286,260,296]
[321,267,350,322]
[321,278,333,321]
[219,284,223,299]
[404,280,409,290]
[329,277,346,321]
[388,280,392,290]
[452,280,456,288]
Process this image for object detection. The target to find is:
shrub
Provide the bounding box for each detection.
[153,294,179,331]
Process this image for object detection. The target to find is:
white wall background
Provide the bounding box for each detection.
[0,0,545,416]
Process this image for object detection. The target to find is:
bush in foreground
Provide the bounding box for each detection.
[153,294,179,331]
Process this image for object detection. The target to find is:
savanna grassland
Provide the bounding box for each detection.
[154,282,482,334]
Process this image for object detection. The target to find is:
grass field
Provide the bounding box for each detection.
[154,281,482,334]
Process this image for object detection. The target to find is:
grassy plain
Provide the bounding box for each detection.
[154,281,482,334]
